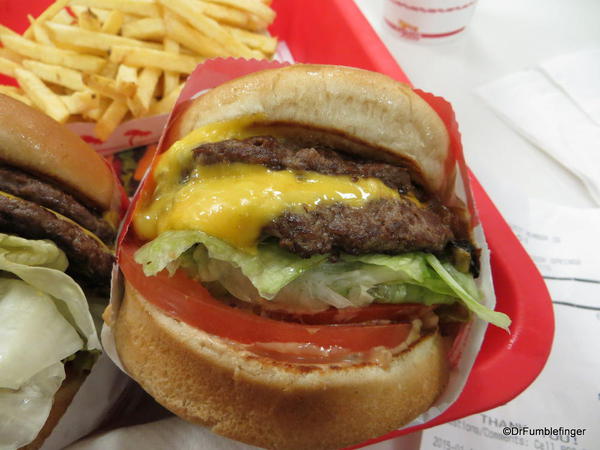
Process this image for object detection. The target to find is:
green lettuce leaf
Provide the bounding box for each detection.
[135,230,327,299]
[425,254,511,330]
[0,363,66,450]
[0,279,83,390]
[0,233,102,450]
[0,234,100,351]
[135,231,509,328]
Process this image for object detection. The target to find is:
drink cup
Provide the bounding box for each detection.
[384,0,478,43]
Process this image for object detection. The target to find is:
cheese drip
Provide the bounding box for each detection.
[133,117,403,252]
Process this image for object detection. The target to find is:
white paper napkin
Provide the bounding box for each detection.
[540,49,600,126]
[476,54,600,205]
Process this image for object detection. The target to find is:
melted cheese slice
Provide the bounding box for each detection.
[133,117,403,252]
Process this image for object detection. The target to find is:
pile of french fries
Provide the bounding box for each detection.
[0,0,277,141]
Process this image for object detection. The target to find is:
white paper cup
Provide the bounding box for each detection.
[384,0,478,44]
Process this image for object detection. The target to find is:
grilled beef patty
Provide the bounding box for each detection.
[265,198,454,257]
[0,166,115,244]
[193,136,413,193]
[0,193,113,287]
[193,136,457,257]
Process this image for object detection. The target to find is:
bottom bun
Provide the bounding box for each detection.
[21,368,87,450]
[112,282,449,450]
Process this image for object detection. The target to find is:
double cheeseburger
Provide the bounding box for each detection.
[0,94,121,449]
[110,65,510,449]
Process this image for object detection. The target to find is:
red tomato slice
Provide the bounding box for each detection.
[119,238,413,353]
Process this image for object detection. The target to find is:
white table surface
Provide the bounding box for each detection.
[354,0,600,212]
[353,0,600,448]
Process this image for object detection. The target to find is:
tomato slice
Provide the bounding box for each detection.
[119,239,413,353]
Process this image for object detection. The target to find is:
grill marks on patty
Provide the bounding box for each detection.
[0,193,113,287]
[193,136,456,257]
[0,166,115,244]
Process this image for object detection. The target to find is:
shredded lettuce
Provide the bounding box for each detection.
[135,231,510,328]
[135,230,327,299]
[425,254,511,330]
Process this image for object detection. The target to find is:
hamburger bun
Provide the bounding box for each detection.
[0,94,120,448]
[165,64,451,198]
[0,94,119,212]
[112,282,449,450]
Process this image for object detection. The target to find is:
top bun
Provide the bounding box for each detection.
[0,94,118,212]
[166,64,450,196]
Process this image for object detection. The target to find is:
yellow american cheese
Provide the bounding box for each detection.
[133,117,404,252]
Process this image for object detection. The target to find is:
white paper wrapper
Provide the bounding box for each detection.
[101,58,497,442]
[40,354,131,450]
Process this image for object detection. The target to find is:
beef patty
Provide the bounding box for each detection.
[193,136,457,257]
[0,193,113,287]
[193,136,413,193]
[0,166,115,244]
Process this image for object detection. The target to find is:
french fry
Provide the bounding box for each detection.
[0,24,21,38]
[158,0,254,57]
[163,11,226,58]
[14,68,69,123]
[100,60,119,78]
[84,95,110,121]
[200,1,267,31]
[110,45,201,74]
[1,35,105,72]
[101,10,124,34]
[70,5,111,23]
[24,0,70,38]
[95,97,128,141]
[0,56,21,78]
[48,9,76,26]
[122,17,166,40]
[60,90,98,114]
[204,0,275,25]
[45,22,162,52]
[22,60,85,91]
[116,64,138,96]
[84,73,134,99]
[30,22,54,46]
[69,0,161,18]
[2,0,277,140]
[150,82,183,115]
[0,86,33,106]
[222,25,276,55]
[0,48,24,64]
[77,8,103,31]
[129,67,160,116]
[162,39,180,98]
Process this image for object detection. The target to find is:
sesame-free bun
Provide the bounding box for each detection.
[110,282,449,450]
[0,94,118,212]
[165,64,451,197]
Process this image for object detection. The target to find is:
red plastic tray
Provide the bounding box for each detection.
[1,0,554,445]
